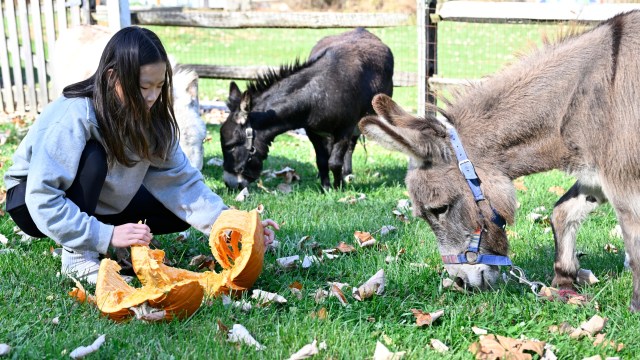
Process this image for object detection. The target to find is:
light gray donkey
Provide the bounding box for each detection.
[360,10,640,311]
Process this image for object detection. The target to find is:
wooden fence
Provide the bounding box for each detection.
[419,1,640,117]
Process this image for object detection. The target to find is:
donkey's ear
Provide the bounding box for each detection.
[359,115,449,163]
[373,94,447,137]
[227,81,242,112]
[239,91,251,113]
[372,94,414,127]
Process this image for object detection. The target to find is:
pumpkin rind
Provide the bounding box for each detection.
[95,259,204,322]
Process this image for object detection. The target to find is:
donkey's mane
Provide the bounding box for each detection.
[247,56,320,95]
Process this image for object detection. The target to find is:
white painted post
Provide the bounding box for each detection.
[107,0,131,32]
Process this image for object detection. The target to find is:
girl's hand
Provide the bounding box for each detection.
[111,223,152,248]
[261,219,280,246]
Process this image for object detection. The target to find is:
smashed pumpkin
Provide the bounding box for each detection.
[95,259,204,321]
[92,209,265,321]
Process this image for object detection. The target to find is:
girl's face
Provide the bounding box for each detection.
[139,61,166,110]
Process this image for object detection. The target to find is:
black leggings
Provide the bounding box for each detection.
[6,140,190,238]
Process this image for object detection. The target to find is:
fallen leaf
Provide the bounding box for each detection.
[0,344,10,356]
[604,243,618,253]
[235,187,250,202]
[548,186,566,196]
[338,193,366,204]
[314,288,329,304]
[335,242,356,254]
[274,167,300,183]
[354,231,377,247]
[379,225,397,235]
[310,307,327,320]
[513,177,527,191]
[430,339,449,353]
[297,236,312,249]
[287,339,323,360]
[251,289,287,306]
[579,315,607,336]
[301,255,319,269]
[373,341,405,360]
[392,209,410,223]
[0,234,8,246]
[130,302,167,322]
[353,269,385,301]
[330,284,349,306]
[228,324,265,350]
[576,269,599,285]
[70,334,106,359]
[468,334,544,360]
[411,309,444,327]
[472,326,488,335]
[276,255,300,268]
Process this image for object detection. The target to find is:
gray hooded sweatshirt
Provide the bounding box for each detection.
[4,96,227,254]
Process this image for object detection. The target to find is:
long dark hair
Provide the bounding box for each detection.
[63,26,178,167]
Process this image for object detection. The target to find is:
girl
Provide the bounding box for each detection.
[4,26,278,283]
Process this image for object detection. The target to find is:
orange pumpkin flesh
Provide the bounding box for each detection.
[92,209,263,321]
[95,258,204,322]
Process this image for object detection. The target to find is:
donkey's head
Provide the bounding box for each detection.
[360,94,516,290]
[221,82,269,189]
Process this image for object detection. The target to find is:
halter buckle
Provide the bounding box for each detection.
[464,250,479,265]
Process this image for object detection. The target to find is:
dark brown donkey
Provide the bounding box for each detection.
[360,10,640,311]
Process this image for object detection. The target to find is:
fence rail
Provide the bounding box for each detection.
[0,0,85,115]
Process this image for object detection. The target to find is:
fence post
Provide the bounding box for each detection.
[107,0,130,32]
[418,0,438,117]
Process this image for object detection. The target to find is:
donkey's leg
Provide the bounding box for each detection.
[341,133,359,178]
[607,196,640,311]
[307,131,332,189]
[329,136,352,188]
[551,181,606,289]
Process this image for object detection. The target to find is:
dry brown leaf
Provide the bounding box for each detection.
[70,335,106,359]
[373,341,405,360]
[353,269,385,301]
[604,243,618,253]
[289,281,303,290]
[468,334,544,360]
[513,177,527,191]
[314,288,329,304]
[579,315,607,335]
[310,307,327,320]
[354,231,377,247]
[391,209,410,223]
[336,242,356,254]
[430,339,449,353]
[548,186,566,196]
[330,284,349,306]
[274,167,300,183]
[411,308,444,327]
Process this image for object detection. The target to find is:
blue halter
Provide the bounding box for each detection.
[440,127,512,267]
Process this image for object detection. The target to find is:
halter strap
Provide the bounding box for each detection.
[440,127,511,266]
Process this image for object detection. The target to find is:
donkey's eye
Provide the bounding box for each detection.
[430,205,449,217]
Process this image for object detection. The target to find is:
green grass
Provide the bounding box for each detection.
[0,119,637,359]
[145,25,419,113]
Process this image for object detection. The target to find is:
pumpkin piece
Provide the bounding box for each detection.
[209,209,265,291]
[131,245,228,296]
[95,259,204,322]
